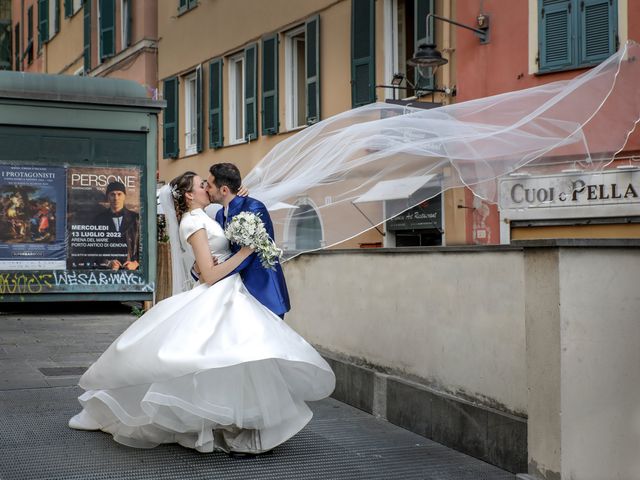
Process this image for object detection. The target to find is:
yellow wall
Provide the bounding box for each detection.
[45,9,83,74]
[158,0,353,183]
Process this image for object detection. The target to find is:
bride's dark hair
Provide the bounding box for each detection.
[169,171,197,222]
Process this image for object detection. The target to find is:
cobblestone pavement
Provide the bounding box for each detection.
[0,304,515,480]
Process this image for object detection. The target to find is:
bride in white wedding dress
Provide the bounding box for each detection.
[68,171,336,454]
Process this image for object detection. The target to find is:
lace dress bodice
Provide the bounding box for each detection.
[179,209,232,263]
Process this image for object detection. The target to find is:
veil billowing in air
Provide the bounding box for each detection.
[163,41,640,292]
[244,41,640,257]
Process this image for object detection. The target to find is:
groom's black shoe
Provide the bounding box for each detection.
[227,450,273,459]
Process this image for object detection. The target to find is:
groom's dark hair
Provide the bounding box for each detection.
[209,163,241,194]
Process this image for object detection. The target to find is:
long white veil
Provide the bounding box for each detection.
[163,41,640,293]
[244,41,640,256]
[158,185,195,295]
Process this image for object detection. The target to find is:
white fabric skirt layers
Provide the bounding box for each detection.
[73,274,335,454]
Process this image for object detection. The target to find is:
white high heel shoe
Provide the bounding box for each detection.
[68,410,101,431]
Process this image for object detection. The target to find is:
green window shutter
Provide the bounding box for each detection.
[579,0,616,65]
[209,58,223,149]
[55,0,61,34]
[65,0,72,17]
[261,34,279,135]
[196,65,203,153]
[38,0,49,46]
[305,15,320,125]
[351,0,376,108]
[27,7,34,64]
[163,77,179,159]
[100,0,115,60]
[414,0,435,91]
[179,0,187,13]
[539,0,574,71]
[0,21,10,70]
[244,43,258,141]
[14,23,20,71]
[83,0,91,72]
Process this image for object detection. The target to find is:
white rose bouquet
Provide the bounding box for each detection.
[224,211,283,270]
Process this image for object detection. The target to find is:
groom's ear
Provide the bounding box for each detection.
[220,185,230,196]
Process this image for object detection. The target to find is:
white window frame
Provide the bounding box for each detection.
[121,0,131,49]
[184,71,198,156]
[284,25,306,131]
[228,52,246,145]
[48,0,58,41]
[383,0,400,100]
[73,0,82,15]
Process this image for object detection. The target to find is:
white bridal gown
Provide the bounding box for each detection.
[70,208,335,454]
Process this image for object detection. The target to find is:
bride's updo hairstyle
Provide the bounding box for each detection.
[169,171,197,222]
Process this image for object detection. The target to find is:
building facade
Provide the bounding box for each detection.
[9,1,639,247]
[11,0,157,91]
[455,0,640,243]
[156,0,464,250]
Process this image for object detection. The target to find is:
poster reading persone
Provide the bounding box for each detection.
[0,164,66,270]
[67,167,141,271]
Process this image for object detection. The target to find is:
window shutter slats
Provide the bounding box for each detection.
[539,0,573,71]
[414,0,435,90]
[351,0,376,108]
[209,58,223,149]
[580,0,616,64]
[163,77,179,159]
[100,0,115,60]
[261,34,279,135]
[244,43,258,141]
[83,0,90,72]
[65,0,73,17]
[305,15,320,125]
[196,65,203,153]
[38,0,49,46]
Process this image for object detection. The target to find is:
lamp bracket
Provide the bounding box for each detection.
[427,13,490,45]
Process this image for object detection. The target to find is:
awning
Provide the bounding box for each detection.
[353,174,437,203]
[268,202,299,212]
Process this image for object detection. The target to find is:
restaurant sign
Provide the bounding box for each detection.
[499,169,640,211]
[386,195,442,231]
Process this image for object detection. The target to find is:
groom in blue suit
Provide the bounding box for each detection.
[206,163,290,318]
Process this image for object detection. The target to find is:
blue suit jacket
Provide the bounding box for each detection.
[217,196,291,316]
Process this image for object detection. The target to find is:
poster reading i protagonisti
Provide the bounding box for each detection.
[0,165,66,270]
[67,167,141,270]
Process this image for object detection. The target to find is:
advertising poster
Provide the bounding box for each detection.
[0,164,66,270]
[67,167,141,271]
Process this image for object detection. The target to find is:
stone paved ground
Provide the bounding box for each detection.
[0,303,515,480]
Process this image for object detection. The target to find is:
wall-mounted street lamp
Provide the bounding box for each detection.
[408,12,490,80]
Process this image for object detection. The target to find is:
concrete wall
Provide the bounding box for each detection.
[284,245,640,478]
[557,249,640,480]
[283,247,528,415]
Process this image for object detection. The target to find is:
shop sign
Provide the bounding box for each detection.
[499,169,640,210]
[387,195,441,231]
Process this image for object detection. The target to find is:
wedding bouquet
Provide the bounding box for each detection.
[224,211,283,270]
